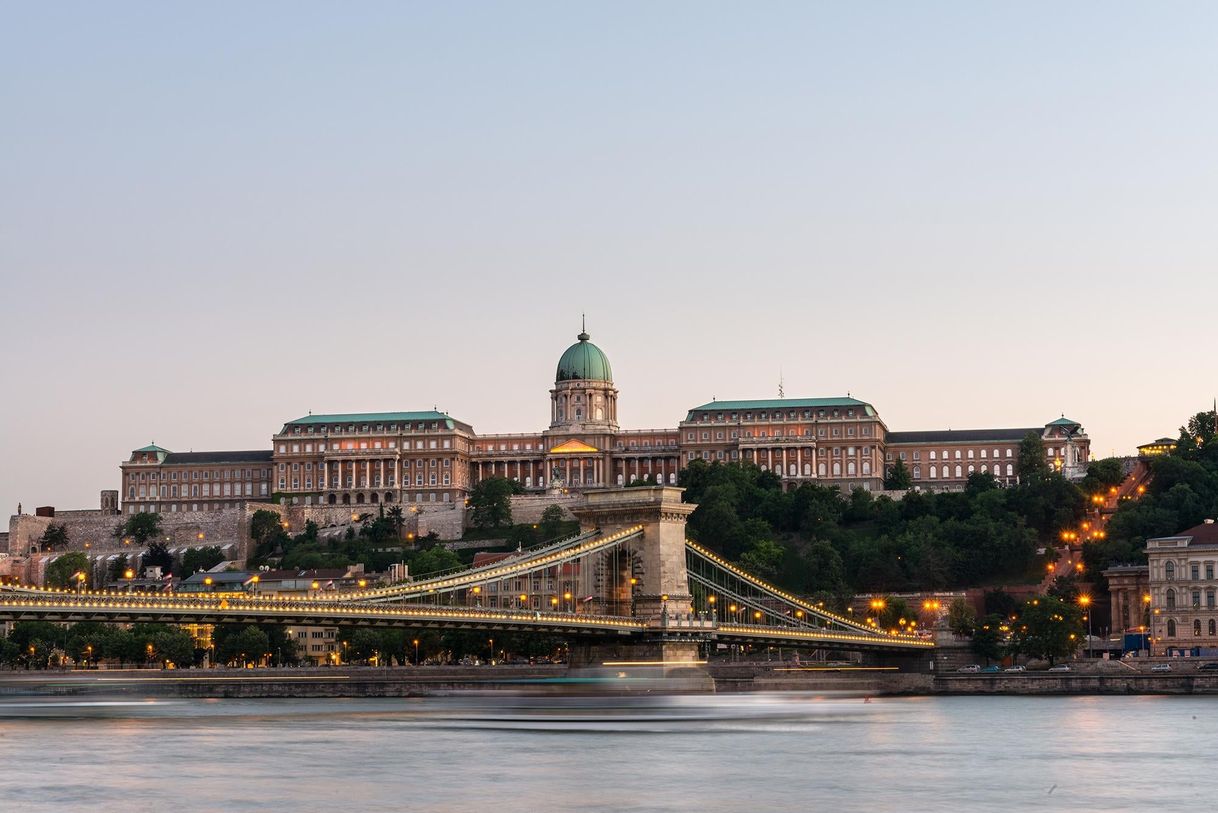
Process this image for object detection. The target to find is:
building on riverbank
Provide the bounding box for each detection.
[1146,520,1218,656]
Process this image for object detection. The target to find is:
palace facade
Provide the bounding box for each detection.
[119,325,1091,514]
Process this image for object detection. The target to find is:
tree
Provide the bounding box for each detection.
[739,537,785,581]
[114,512,163,545]
[411,545,462,578]
[141,542,175,575]
[180,546,225,580]
[1016,432,1049,483]
[877,597,914,632]
[884,459,913,490]
[214,625,270,667]
[1009,595,1082,665]
[971,614,1007,664]
[469,476,522,529]
[39,523,69,551]
[107,553,132,582]
[45,551,90,589]
[539,504,567,540]
[947,598,977,637]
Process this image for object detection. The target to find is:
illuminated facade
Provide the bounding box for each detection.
[119,323,1091,513]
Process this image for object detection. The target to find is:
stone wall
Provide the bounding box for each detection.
[243,501,467,541]
[509,494,580,524]
[7,507,253,559]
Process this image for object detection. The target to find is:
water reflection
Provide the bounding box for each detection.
[0,694,1214,812]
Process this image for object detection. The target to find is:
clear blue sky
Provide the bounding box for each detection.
[3,2,1216,512]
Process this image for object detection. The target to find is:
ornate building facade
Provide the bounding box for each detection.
[118,324,1091,513]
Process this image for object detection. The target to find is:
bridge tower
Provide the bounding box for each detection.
[568,486,705,674]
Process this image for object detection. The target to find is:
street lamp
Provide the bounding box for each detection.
[563,591,572,613]
[1078,595,1093,658]
[413,638,420,666]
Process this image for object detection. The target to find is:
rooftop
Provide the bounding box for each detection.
[1148,521,1218,548]
[686,397,875,416]
[161,450,273,465]
[283,411,461,430]
[886,428,1041,445]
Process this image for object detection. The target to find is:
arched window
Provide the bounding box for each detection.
[1195,619,1203,637]
[929,465,937,479]
[980,465,988,474]
[1167,619,1177,637]
[818,462,827,477]
[803,463,811,476]
[862,461,871,475]
[1166,561,1176,581]
[1209,619,1216,636]
[789,463,797,476]
[968,465,975,474]
[832,462,842,476]
[1166,588,1176,609]
[913,465,921,479]
[847,462,857,476]
[1006,464,1014,476]
[954,465,963,478]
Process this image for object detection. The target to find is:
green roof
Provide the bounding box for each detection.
[1047,417,1081,427]
[556,330,613,383]
[134,444,170,453]
[286,411,456,429]
[687,397,875,417]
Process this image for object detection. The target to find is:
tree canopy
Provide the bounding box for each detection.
[114,512,163,545]
[469,476,523,529]
[678,459,1076,595]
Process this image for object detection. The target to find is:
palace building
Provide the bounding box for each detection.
[118,324,1090,514]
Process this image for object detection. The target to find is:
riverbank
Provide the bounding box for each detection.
[4,663,1218,697]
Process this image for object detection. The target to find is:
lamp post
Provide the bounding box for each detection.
[413,638,420,666]
[1078,595,1092,658]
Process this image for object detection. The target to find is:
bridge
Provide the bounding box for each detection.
[0,488,932,669]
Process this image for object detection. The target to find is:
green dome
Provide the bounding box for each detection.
[556,330,613,382]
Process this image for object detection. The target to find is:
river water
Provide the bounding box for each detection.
[0,693,1212,812]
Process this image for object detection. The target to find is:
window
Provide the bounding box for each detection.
[1195,619,1202,637]
[1208,590,1215,609]
[1210,619,1216,637]
[929,465,937,479]
[954,465,963,478]
[1167,619,1177,638]
[1209,563,1215,581]
[1166,561,1176,581]
[1166,588,1176,609]
[1193,563,1201,581]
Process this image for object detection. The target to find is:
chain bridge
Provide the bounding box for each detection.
[0,488,932,668]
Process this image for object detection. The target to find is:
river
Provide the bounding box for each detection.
[0,693,1211,812]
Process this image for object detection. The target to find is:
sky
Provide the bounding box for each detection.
[2,2,1217,513]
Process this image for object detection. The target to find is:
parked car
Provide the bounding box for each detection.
[1004,665,1026,672]
[1151,663,1173,673]
[1198,662,1218,671]
[1047,664,1071,672]
[956,665,981,673]
[980,665,1001,673]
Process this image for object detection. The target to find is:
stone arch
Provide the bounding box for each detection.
[384,492,395,503]
[328,493,337,505]
[341,494,351,505]
[355,492,366,504]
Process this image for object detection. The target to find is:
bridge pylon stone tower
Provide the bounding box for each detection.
[569,487,706,677]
